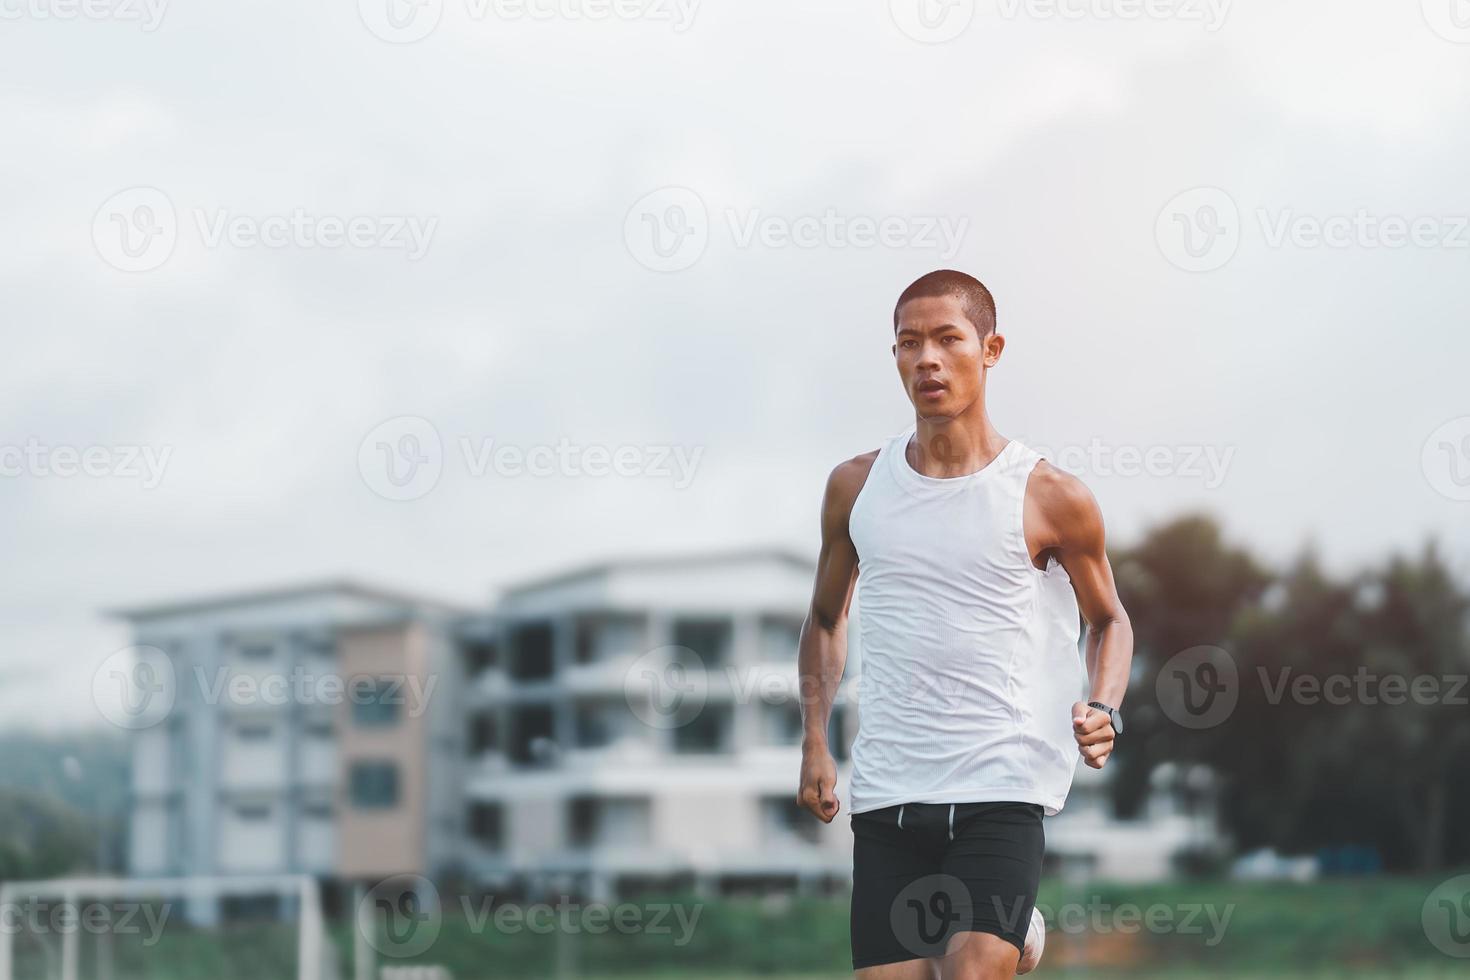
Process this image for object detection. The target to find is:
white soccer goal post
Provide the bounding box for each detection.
[0,875,333,980]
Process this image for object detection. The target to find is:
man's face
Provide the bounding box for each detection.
[892,294,1002,418]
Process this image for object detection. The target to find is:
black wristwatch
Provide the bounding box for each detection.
[1087,701,1123,736]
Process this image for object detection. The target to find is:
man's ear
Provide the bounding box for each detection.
[891,343,897,359]
[983,332,1005,368]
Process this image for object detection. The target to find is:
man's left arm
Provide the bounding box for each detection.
[1027,463,1134,769]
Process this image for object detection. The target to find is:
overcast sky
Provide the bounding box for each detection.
[3,0,1469,731]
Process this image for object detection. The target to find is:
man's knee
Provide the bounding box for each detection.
[940,930,1020,980]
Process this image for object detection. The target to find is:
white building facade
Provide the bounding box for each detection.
[455,550,856,899]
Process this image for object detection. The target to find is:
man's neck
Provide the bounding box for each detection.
[910,401,1007,479]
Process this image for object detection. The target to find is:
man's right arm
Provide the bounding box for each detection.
[795,452,876,823]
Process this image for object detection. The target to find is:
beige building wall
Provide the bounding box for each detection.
[336,621,429,877]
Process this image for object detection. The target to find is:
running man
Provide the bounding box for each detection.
[795,270,1133,979]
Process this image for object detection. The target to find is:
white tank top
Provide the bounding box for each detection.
[846,424,1086,817]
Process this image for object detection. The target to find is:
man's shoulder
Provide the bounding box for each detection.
[1025,457,1089,498]
[1024,457,1103,541]
[824,449,881,509]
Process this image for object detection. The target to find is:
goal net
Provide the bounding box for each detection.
[0,875,335,980]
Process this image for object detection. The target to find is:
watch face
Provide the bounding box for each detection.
[1090,702,1121,735]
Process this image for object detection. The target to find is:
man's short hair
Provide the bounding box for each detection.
[893,270,997,339]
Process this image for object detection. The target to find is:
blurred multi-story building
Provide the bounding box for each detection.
[114,582,467,921]
[114,549,1213,912]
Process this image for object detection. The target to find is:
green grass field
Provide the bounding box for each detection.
[8,874,1466,978]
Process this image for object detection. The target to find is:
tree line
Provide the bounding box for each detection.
[1108,515,1469,873]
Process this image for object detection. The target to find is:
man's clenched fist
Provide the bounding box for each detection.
[796,747,840,823]
[1072,701,1115,769]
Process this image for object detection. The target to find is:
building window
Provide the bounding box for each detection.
[468,803,504,850]
[302,638,336,662]
[672,618,732,666]
[509,705,556,766]
[349,762,399,808]
[238,643,274,660]
[830,705,851,763]
[759,615,803,662]
[462,638,499,675]
[574,614,644,665]
[574,618,599,665]
[762,796,820,844]
[351,678,402,728]
[574,702,616,749]
[567,796,650,848]
[236,723,274,741]
[510,622,555,680]
[235,803,272,821]
[301,801,333,820]
[760,702,803,746]
[672,704,732,754]
[468,713,499,754]
[303,718,333,739]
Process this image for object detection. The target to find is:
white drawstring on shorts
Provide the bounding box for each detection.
[948,804,955,840]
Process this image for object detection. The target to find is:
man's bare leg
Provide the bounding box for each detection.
[857,957,941,980]
[940,931,1021,980]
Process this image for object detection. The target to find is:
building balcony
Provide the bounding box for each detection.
[467,749,513,775]
[562,655,641,695]
[561,740,661,770]
[467,666,512,702]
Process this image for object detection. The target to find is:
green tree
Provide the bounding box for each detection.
[0,788,97,881]
[1222,543,1470,871]
[1108,514,1269,819]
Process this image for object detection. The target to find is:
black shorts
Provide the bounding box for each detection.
[849,800,1045,971]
